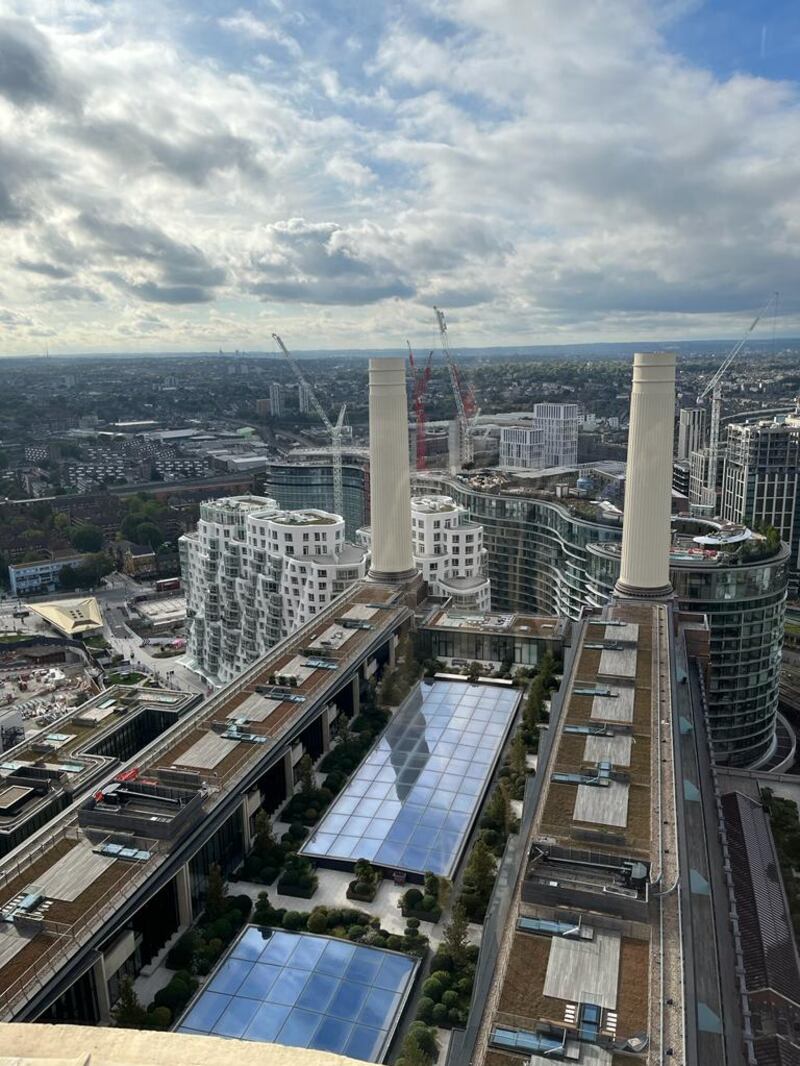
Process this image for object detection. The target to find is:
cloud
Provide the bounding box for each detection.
[1,1,800,352]
[0,18,62,107]
[16,259,73,279]
[246,218,416,305]
[325,155,375,188]
[78,212,226,300]
[218,9,302,57]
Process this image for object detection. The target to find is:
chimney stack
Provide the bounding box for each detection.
[615,351,676,598]
[368,357,416,582]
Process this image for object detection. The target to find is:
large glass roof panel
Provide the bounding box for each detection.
[176,926,418,1063]
[301,680,520,877]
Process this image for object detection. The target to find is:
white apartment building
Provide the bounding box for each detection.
[677,406,706,462]
[358,494,490,611]
[298,383,313,414]
[722,411,800,590]
[179,495,368,684]
[269,382,284,417]
[499,426,543,469]
[533,402,579,467]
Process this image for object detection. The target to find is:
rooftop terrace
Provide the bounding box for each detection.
[472,600,683,1066]
[0,582,410,1020]
[0,685,197,856]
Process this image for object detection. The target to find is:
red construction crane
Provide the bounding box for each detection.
[408,341,433,470]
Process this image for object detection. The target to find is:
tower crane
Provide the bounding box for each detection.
[433,306,480,467]
[408,341,433,471]
[696,292,779,506]
[272,333,346,521]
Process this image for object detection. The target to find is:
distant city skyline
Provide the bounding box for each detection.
[1,2,799,354]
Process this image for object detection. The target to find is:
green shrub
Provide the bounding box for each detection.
[233,894,253,917]
[323,770,346,793]
[430,949,453,972]
[145,1006,172,1029]
[386,934,403,950]
[403,887,423,908]
[406,917,421,930]
[442,989,459,1008]
[166,930,198,970]
[282,910,307,931]
[431,1002,448,1024]
[347,925,365,940]
[306,908,329,934]
[421,895,436,911]
[430,970,451,987]
[208,917,233,943]
[421,977,443,1001]
[153,977,191,1013]
[406,1022,439,1058]
[416,996,435,1023]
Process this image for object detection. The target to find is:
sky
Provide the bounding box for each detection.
[1,0,799,355]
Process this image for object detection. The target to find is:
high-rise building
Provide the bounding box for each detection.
[358,493,491,611]
[533,402,579,467]
[499,425,544,469]
[266,449,370,540]
[268,382,284,417]
[417,468,788,768]
[722,410,800,592]
[677,405,707,461]
[298,382,313,413]
[179,495,367,684]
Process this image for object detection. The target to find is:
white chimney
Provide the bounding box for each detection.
[368,357,416,581]
[615,351,677,598]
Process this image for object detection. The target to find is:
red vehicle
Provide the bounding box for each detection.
[155,578,181,592]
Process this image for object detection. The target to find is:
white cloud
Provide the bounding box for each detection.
[218,9,301,58]
[0,0,800,353]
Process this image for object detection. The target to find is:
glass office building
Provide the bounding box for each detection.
[418,473,788,769]
[266,450,370,540]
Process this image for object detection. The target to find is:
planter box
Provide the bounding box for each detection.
[401,904,442,924]
[277,879,317,899]
[346,881,377,903]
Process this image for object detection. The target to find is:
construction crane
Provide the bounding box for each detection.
[697,292,779,505]
[408,341,433,470]
[272,333,346,520]
[433,306,480,467]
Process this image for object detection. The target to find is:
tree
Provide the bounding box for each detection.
[70,524,103,552]
[377,671,399,707]
[112,976,147,1028]
[524,676,546,731]
[464,837,496,902]
[510,730,527,778]
[205,862,227,921]
[297,753,314,796]
[441,901,470,971]
[467,661,482,682]
[252,808,275,856]
[483,780,512,836]
[396,1029,436,1066]
[136,522,165,550]
[538,651,556,687]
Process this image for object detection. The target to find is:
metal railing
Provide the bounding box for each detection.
[0,840,166,1019]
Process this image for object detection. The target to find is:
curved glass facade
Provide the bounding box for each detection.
[416,474,622,618]
[417,473,788,769]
